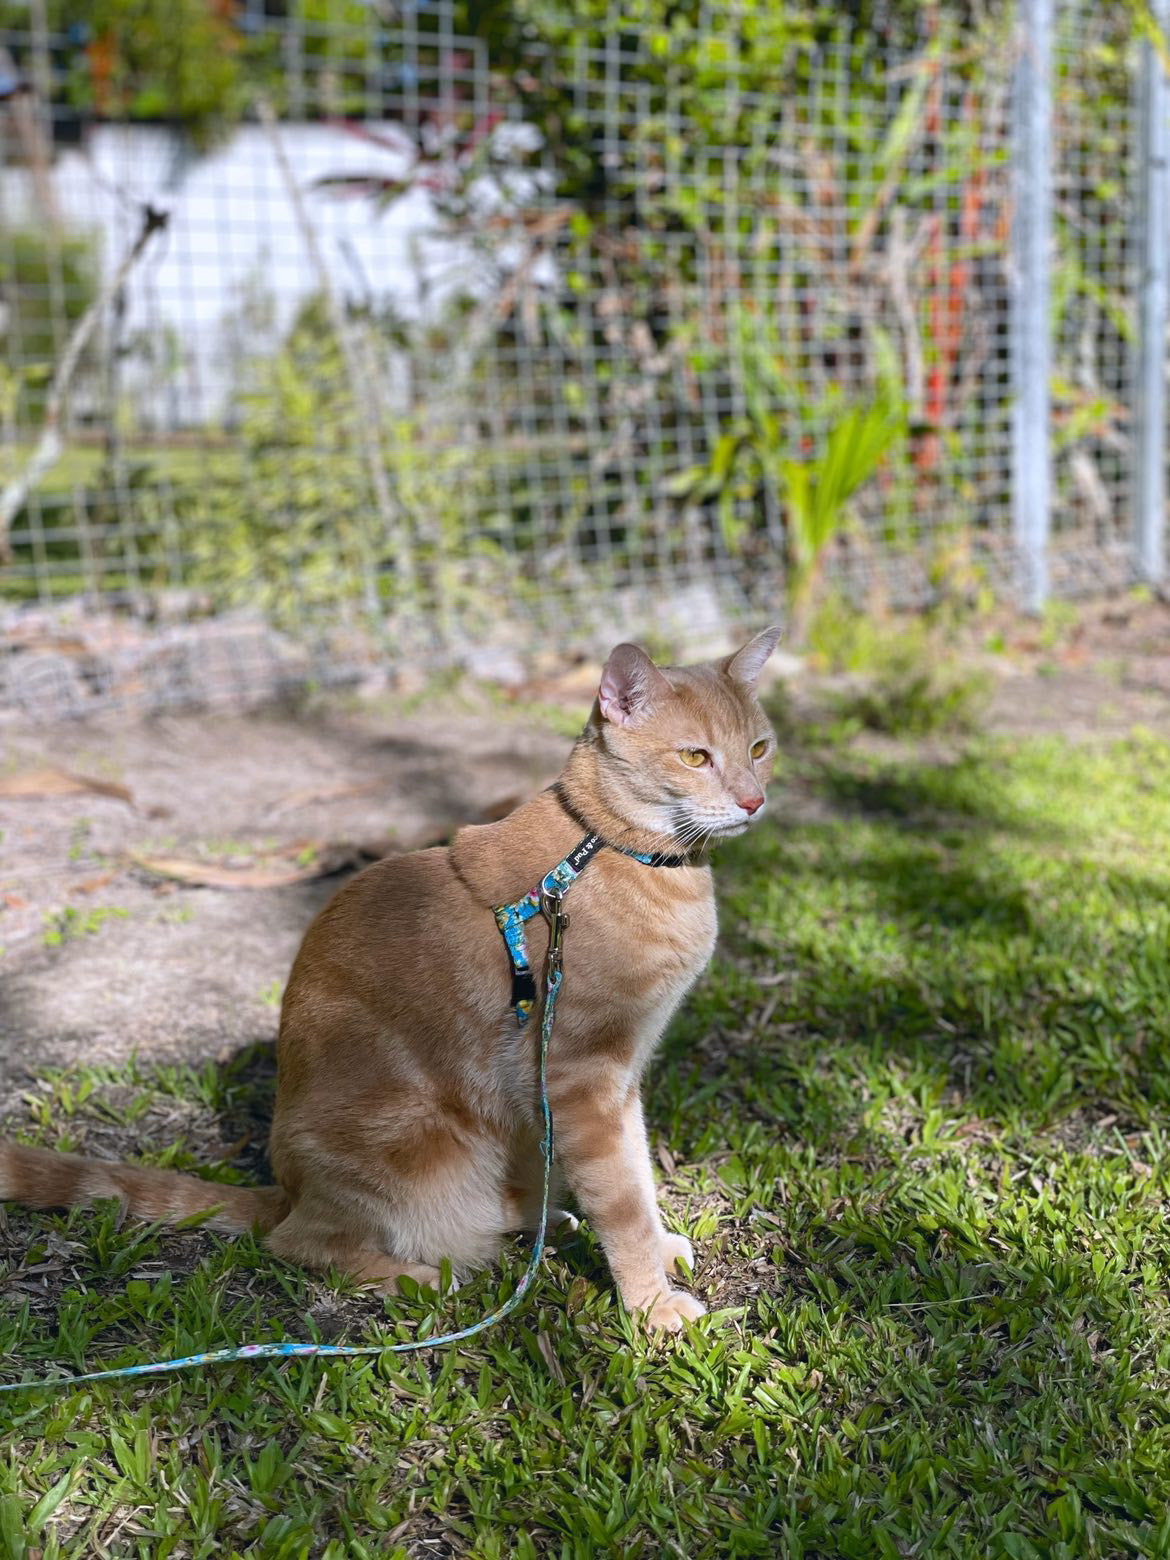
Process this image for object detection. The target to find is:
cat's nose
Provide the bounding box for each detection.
[738,793,764,815]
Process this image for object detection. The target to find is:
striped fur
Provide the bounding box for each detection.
[0,1141,289,1232]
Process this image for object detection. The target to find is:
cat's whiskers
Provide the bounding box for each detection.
[672,816,723,854]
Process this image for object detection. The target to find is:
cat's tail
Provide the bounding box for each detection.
[0,1141,290,1235]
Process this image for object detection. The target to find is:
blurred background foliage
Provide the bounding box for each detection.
[0,2,991,152]
[0,0,1148,653]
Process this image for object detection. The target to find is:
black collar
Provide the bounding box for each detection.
[549,783,690,868]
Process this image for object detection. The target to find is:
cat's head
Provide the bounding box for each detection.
[589,626,782,848]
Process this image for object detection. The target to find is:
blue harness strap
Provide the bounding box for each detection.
[492,832,669,1024]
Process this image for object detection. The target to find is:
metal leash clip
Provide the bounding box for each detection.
[539,886,569,979]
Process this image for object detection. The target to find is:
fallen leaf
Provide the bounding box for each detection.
[72,870,117,895]
[0,768,134,807]
[536,1329,565,1385]
[129,803,523,893]
[130,842,368,890]
[263,778,384,817]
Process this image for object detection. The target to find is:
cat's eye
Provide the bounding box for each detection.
[679,747,709,768]
[750,739,768,760]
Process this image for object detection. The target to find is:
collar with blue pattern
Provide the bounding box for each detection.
[492,830,687,1025]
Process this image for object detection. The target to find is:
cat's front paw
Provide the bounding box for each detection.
[642,1289,706,1332]
[660,1231,694,1273]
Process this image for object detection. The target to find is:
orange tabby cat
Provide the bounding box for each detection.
[0,629,779,1330]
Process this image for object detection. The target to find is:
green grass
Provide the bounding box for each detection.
[4,727,1170,1556]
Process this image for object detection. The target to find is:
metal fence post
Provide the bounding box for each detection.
[1135,0,1170,587]
[1011,0,1053,613]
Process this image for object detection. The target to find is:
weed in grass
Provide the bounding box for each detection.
[66,820,92,864]
[802,602,992,737]
[1036,599,1081,653]
[804,591,886,673]
[835,629,992,736]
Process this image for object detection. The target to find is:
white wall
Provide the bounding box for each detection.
[0,120,517,426]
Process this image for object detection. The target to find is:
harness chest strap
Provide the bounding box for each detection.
[492,830,684,1024]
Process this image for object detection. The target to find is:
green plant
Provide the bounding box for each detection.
[676,391,904,633]
[184,298,377,624]
[180,296,530,636]
[42,905,129,947]
[0,0,267,149]
[837,627,992,737]
[804,593,886,674]
[779,398,905,628]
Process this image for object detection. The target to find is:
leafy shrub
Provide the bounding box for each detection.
[804,592,886,675]
[182,297,528,636]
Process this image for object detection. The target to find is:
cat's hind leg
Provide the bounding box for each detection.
[265,1201,441,1295]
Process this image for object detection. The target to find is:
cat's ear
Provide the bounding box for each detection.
[598,643,671,727]
[723,624,783,691]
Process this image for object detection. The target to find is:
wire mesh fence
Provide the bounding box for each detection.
[0,1,1153,719]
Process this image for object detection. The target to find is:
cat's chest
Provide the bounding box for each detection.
[576,870,717,1002]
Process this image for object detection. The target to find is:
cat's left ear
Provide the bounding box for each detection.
[722,624,783,691]
[598,642,672,727]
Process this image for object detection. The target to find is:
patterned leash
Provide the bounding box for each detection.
[0,891,568,1396]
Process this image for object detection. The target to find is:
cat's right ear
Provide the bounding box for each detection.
[598,643,671,727]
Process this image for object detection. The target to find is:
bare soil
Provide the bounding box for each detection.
[0,695,566,1108]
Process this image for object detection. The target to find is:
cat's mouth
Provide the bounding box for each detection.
[709,819,753,839]
[674,812,761,846]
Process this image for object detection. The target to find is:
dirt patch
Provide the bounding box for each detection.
[0,695,567,1109]
[971,594,1170,739]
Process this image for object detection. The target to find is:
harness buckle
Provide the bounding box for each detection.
[540,887,569,979]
